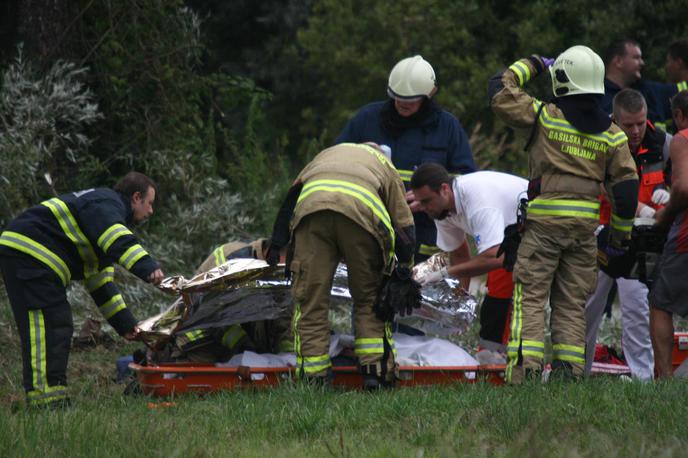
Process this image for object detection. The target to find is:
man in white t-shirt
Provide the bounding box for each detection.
[409,163,528,362]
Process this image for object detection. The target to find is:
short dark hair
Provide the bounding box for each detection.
[113,171,157,198]
[671,90,688,118]
[613,88,647,118]
[410,163,452,192]
[604,38,640,66]
[668,39,688,65]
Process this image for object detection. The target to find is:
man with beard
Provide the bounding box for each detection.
[410,163,528,363]
[336,55,476,262]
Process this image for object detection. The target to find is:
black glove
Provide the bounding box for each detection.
[265,243,282,267]
[374,266,422,321]
[497,223,521,272]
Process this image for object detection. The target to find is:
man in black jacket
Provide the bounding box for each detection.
[0,171,164,407]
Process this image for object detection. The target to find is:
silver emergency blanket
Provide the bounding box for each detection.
[139,255,477,347]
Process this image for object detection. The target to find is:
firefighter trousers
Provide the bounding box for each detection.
[290,210,395,379]
[506,219,597,383]
[0,253,72,406]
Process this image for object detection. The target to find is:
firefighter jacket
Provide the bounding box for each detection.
[490,56,639,243]
[335,100,476,257]
[0,188,159,334]
[291,143,415,272]
[603,78,688,130]
[196,239,267,274]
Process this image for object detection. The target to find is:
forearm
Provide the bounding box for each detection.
[447,251,504,279]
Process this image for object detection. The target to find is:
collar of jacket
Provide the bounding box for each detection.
[553,94,611,134]
[116,191,134,224]
[380,98,440,137]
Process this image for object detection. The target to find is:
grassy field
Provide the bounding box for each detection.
[2,317,688,456]
[2,292,688,457]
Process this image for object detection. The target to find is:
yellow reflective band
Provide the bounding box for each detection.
[298,179,395,261]
[397,169,413,183]
[0,231,70,286]
[678,81,688,91]
[85,267,115,292]
[418,244,440,256]
[552,343,585,364]
[522,350,545,359]
[213,246,226,267]
[97,224,133,253]
[552,343,585,353]
[539,106,628,146]
[297,354,332,374]
[27,385,68,405]
[184,329,205,341]
[521,340,544,358]
[509,60,531,86]
[221,325,246,349]
[354,338,384,355]
[339,143,396,169]
[505,282,523,383]
[611,214,633,233]
[42,198,98,276]
[532,99,543,113]
[99,294,126,319]
[28,310,47,391]
[528,198,600,219]
[292,302,302,357]
[522,340,544,348]
[119,244,148,270]
[385,322,397,357]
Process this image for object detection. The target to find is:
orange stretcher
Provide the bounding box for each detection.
[129,363,506,397]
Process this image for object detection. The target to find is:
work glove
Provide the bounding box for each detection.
[541,57,556,68]
[375,267,422,320]
[651,188,670,206]
[265,243,282,267]
[417,266,449,286]
[638,205,656,219]
[497,223,522,272]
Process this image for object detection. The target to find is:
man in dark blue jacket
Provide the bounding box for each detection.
[602,38,688,130]
[0,171,163,407]
[336,55,476,261]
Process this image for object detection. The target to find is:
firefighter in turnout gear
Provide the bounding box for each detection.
[267,143,418,388]
[0,172,163,407]
[172,238,293,362]
[489,46,639,383]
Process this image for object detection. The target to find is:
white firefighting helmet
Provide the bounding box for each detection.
[549,45,605,97]
[387,55,436,100]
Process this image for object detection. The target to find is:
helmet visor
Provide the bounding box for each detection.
[387,87,425,102]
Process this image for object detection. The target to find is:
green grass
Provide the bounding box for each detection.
[3,295,688,457]
[2,328,688,457]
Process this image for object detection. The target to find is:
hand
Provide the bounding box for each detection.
[265,243,282,266]
[374,267,422,320]
[604,245,627,259]
[405,190,422,213]
[124,326,141,341]
[148,268,164,285]
[638,205,656,219]
[417,267,449,286]
[651,189,670,205]
[541,56,555,68]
